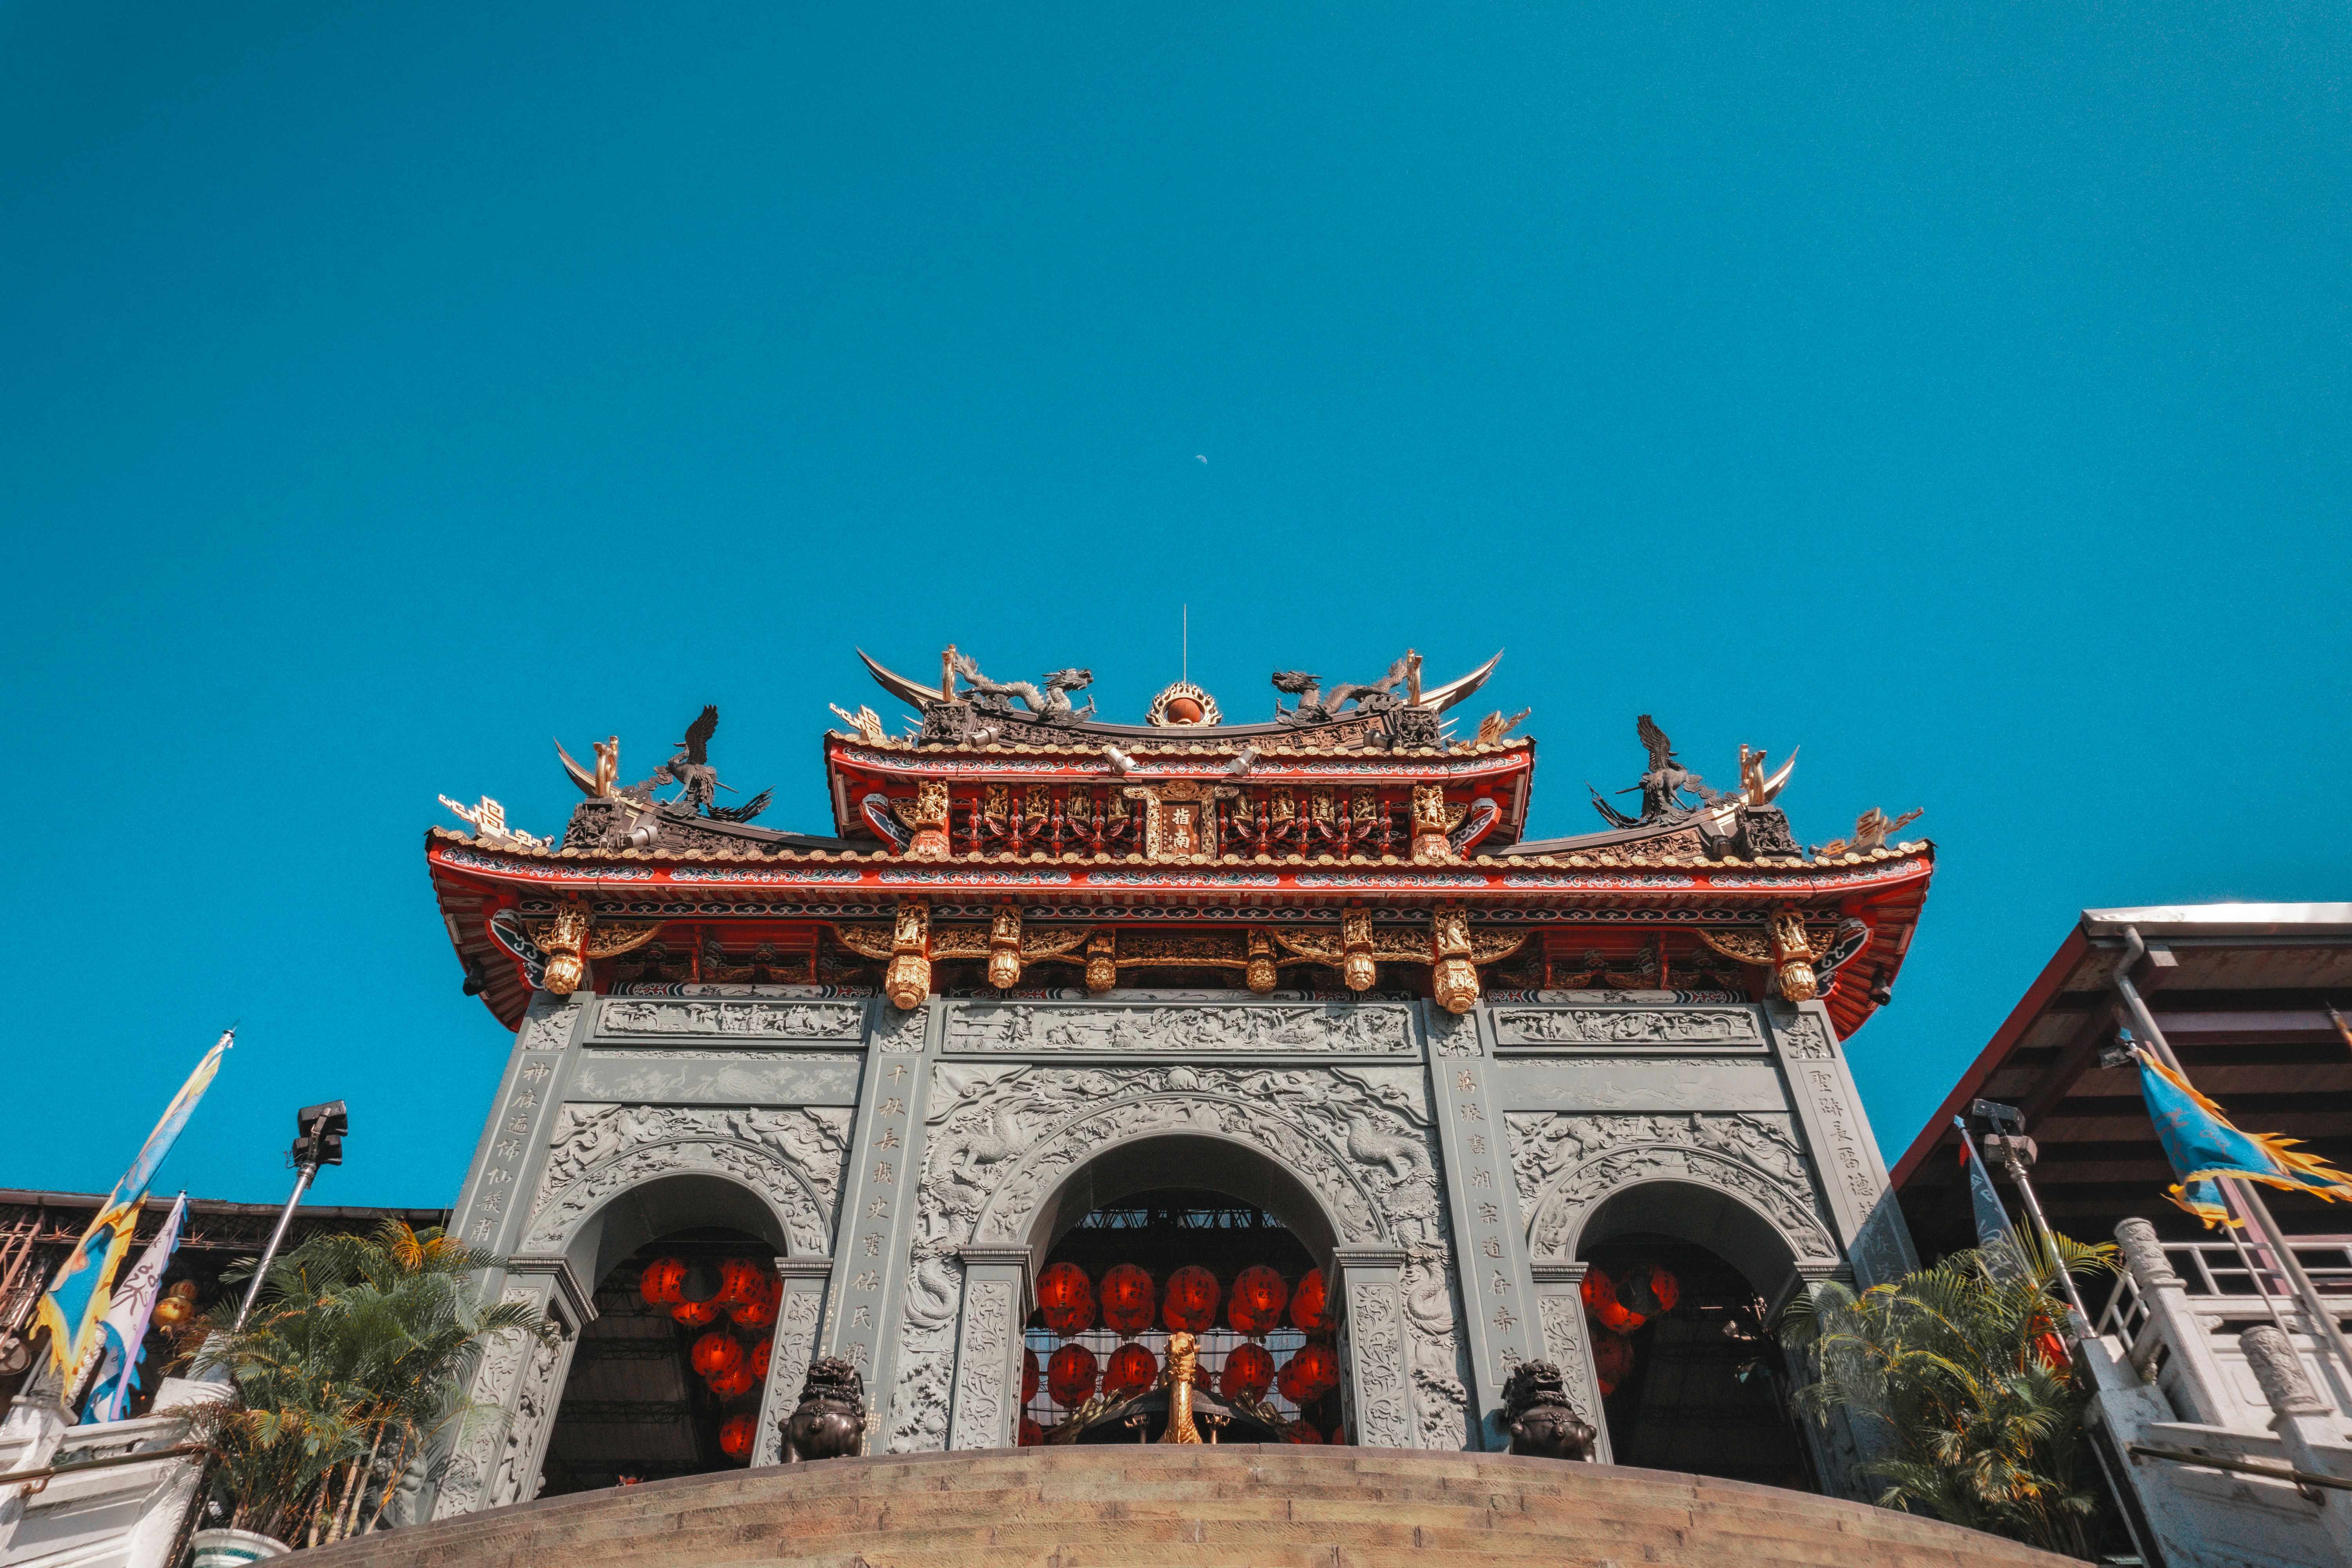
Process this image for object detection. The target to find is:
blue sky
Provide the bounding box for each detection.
[2,1,2346,1209]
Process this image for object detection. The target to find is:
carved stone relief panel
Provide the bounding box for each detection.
[432,1288,536,1520]
[523,1104,850,1257]
[1346,1278,1414,1448]
[488,1329,566,1508]
[916,1064,1438,1253]
[1492,1006,1763,1051]
[1494,1059,1787,1113]
[1427,1009,1482,1058]
[1399,1245,1472,1449]
[886,1250,961,1453]
[1508,1112,1839,1265]
[569,1056,862,1107]
[944,1002,1415,1056]
[946,1278,1016,1450]
[752,1278,830,1466]
[595,998,866,1042]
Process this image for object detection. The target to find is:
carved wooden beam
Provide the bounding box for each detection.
[525,896,660,995]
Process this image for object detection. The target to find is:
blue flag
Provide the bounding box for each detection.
[2134,1049,2352,1229]
[34,1032,229,1375]
[1955,1118,2026,1281]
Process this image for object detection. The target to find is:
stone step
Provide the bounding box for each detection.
[314,1448,2072,1568]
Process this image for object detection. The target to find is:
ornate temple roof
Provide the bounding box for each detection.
[426,647,1935,1038]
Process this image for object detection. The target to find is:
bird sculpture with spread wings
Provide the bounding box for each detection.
[556,706,771,823]
[1589,715,1726,829]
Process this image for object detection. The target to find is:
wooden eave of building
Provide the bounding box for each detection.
[818,731,1539,846]
[425,822,1934,1037]
[1889,903,2352,1258]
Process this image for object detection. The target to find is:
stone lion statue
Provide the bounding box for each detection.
[780,1356,866,1463]
[1501,1360,1596,1461]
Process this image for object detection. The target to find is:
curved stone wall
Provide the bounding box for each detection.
[311,1445,2073,1568]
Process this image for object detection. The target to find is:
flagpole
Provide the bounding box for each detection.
[2113,926,2352,1391]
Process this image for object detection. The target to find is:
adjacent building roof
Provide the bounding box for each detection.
[1890,903,2352,1256]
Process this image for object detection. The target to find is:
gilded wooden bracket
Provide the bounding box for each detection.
[525,897,660,995]
[1697,910,1835,1003]
[1410,784,1453,864]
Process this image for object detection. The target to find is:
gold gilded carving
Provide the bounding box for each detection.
[829,923,895,962]
[1768,907,1818,1003]
[1815,806,1924,859]
[526,898,659,994]
[1342,908,1377,993]
[987,904,1023,988]
[885,899,931,1010]
[1410,784,1453,864]
[907,779,952,860]
[1085,929,1116,995]
[1158,1332,1202,1445]
[1431,904,1479,1014]
[1269,788,1295,826]
[1246,929,1277,995]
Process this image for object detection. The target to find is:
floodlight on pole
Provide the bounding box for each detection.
[231,1101,347,1333]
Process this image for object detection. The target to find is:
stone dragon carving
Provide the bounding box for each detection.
[1508,1112,1837,1263]
[524,1105,849,1256]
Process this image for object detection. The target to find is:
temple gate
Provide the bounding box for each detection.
[419,646,1931,1510]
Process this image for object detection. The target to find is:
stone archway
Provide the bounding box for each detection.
[906,1065,1450,1453]
[437,1110,853,1515]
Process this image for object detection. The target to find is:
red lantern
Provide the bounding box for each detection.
[751,1340,772,1381]
[1277,1343,1339,1404]
[1105,1341,1158,1397]
[1289,1269,1328,1333]
[1219,1341,1275,1402]
[1099,1264,1156,1337]
[672,1299,719,1328]
[1582,1267,1641,1332]
[1047,1342,1098,1407]
[718,1415,755,1460]
[1018,1417,1044,1447]
[691,1330,744,1379]
[1037,1263,1096,1338]
[1285,1420,1324,1445]
[708,1363,757,1399]
[640,1258,687,1307]
[717,1258,768,1306]
[1022,1346,1040,1403]
[1163,1266,1220,1333]
[1621,1264,1680,1320]
[1591,1332,1635,1396]
[730,1281,778,1330]
[1227,1266,1290,1336]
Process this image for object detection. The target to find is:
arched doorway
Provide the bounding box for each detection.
[1573,1182,1820,1491]
[532,1171,811,1495]
[1010,1136,1352,1446]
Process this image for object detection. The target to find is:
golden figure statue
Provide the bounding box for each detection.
[1159,1331,1203,1444]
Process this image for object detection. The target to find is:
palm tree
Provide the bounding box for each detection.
[1779,1232,2122,1561]
[185,1221,558,1547]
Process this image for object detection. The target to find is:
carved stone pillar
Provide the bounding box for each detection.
[2116,1218,2233,1425]
[1765,1001,1916,1287]
[2241,1324,2352,1559]
[1409,785,1451,864]
[906,780,952,861]
[1430,905,1479,1014]
[1424,1014,1537,1447]
[1334,1247,1413,1448]
[752,1258,835,1465]
[986,905,1023,989]
[885,900,931,1009]
[822,1001,938,1448]
[1527,1261,1612,1463]
[433,1257,591,1519]
[947,1245,1033,1450]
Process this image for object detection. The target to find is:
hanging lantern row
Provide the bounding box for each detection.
[642,1256,785,1330]
[1579,1264,1679,1334]
[1032,1261,1330,1339]
[1036,1337,1334,1410]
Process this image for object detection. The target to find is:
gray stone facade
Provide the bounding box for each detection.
[428,984,1914,1512]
